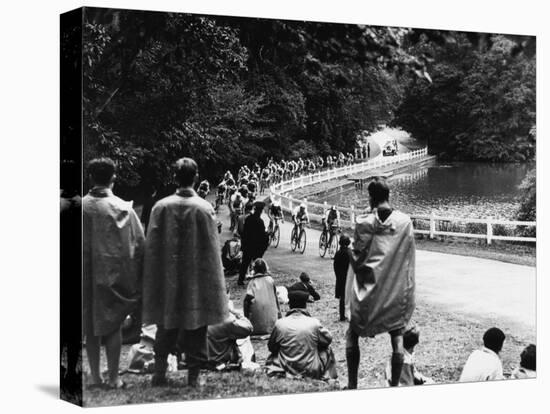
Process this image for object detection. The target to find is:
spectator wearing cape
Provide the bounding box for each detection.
[142,158,228,387]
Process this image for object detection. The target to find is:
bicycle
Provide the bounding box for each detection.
[290,220,307,254]
[268,216,282,248]
[214,192,225,212]
[319,223,340,259]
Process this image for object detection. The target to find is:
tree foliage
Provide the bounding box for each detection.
[82,9,424,196]
[394,34,536,162]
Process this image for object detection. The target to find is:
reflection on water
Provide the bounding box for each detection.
[311,162,534,219]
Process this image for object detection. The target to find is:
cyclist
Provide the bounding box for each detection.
[323,205,341,244]
[291,203,310,241]
[267,199,284,234]
[223,170,234,182]
[229,191,244,231]
[317,155,324,170]
[260,167,271,193]
[247,179,258,198]
[215,180,227,210]
[326,155,334,169]
[197,179,210,199]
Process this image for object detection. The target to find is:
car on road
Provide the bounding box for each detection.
[382,140,398,156]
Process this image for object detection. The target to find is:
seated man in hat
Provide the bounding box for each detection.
[266,290,337,380]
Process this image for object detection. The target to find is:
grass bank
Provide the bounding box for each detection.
[83,271,534,407]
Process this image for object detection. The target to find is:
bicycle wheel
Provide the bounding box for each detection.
[328,233,339,259]
[290,227,297,252]
[299,229,307,254]
[272,225,280,248]
[318,231,327,257]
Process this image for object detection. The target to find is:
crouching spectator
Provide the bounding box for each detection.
[266,290,337,380]
[385,325,433,386]
[208,293,254,370]
[460,327,506,382]
[287,272,320,302]
[511,344,536,379]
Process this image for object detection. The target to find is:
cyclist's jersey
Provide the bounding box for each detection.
[325,209,341,226]
[292,207,309,223]
[269,205,283,219]
[231,194,244,211]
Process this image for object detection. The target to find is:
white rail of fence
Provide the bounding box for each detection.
[269,147,536,244]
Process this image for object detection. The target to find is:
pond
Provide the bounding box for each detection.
[310,161,534,219]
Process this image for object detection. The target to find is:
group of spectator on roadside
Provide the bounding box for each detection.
[64,155,536,393]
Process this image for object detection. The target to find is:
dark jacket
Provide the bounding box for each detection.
[288,281,321,302]
[242,214,268,257]
[333,247,352,298]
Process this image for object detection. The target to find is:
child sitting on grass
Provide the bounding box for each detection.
[385,325,434,386]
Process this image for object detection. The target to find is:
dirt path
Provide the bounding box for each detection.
[218,203,535,339]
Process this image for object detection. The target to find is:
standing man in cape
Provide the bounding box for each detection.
[83,158,145,389]
[344,177,416,389]
[142,157,228,387]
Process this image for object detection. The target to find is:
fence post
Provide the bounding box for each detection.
[487,217,493,245]
[429,210,435,239]
[351,205,356,224]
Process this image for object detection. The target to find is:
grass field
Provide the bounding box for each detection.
[82,271,534,407]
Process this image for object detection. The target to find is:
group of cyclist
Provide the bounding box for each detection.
[195,153,347,254]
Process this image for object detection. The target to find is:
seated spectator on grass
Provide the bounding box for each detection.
[287,272,320,302]
[511,344,536,379]
[266,290,337,380]
[207,291,254,370]
[221,237,242,275]
[244,259,281,335]
[459,327,506,382]
[385,325,433,386]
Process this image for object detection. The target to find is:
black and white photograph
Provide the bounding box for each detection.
[58,4,540,408]
[3,0,546,412]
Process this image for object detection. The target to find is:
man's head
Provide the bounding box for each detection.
[520,344,536,371]
[403,326,420,351]
[174,157,198,187]
[367,177,390,209]
[299,272,310,284]
[252,258,268,275]
[244,202,253,215]
[253,201,265,216]
[288,290,309,309]
[339,234,351,248]
[88,157,116,187]
[300,203,306,211]
[483,327,506,354]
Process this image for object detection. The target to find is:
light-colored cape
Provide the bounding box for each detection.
[83,188,145,337]
[345,208,415,337]
[142,188,228,330]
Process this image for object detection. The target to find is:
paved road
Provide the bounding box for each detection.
[219,205,536,336]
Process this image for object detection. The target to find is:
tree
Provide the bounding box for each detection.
[394,33,536,162]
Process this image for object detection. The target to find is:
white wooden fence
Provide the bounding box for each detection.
[271,147,428,195]
[269,148,536,244]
